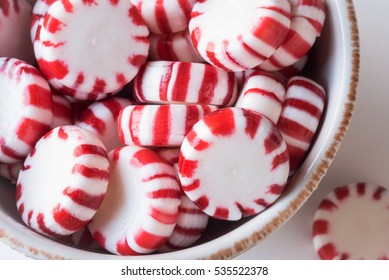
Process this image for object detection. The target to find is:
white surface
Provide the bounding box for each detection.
[0,0,382,260]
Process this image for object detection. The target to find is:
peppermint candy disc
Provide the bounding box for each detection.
[133,61,237,106]
[179,107,289,220]
[0,57,53,163]
[75,97,133,152]
[131,0,196,34]
[118,104,218,147]
[277,76,326,174]
[88,146,181,255]
[189,0,291,71]
[313,183,389,260]
[235,71,286,124]
[16,125,110,237]
[38,0,149,94]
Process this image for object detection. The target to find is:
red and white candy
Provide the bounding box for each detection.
[189,0,292,71]
[157,148,209,251]
[37,0,149,95]
[133,61,237,106]
[75,97,132,152]
[159,193,209,252]
[235,71,286,124]
[277,76,326,174]
[148,29,205,63]
[118,104,218,147]
[313,183,389,260]
[258,0,325,71]
[179,107,289,220]
[16,125,110,237]
[258,17,318,71]
[88,146,181,255]
[131,0,195,34]
[0,57,53,164]
[0,0,35,64]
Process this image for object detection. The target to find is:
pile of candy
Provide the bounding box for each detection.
[1,0,328,256]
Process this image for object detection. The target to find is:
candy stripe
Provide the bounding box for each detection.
[133,61,237,106]
[277,76,325,175]
[119,104,218,147]
[235,71,286,124]
[259,16,317,71]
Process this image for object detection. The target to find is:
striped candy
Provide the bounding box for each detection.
[259,0,325,71]
[50,92,73,129]
[258,16,318,71]
[118,104,218,147]
[37,0,149,95]
[148,29,205,63]
[16,125,110,238]
[88,146,181,255]
[133,61,237,106]
[159,193,209,252]
[235,71,286,124]
[131,0,196,34]
[189,0,291,71]
[157,148,209,252]
[313,183,389,260]
[75,97,133,152]
[0,57,53,164]
[0,0,35,64]
[179,107,289,220]
[277,76,326,174]
[0,162,23,183]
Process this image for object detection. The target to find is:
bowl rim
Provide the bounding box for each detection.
[0,0,360,260]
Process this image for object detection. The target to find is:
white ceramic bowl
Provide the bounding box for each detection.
[0,0,359,259]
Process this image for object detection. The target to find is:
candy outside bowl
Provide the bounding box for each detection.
[0,0,359,259]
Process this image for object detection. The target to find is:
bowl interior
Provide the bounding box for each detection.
[0,0,359,259]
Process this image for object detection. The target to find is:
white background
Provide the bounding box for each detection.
[0,0,385,260]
